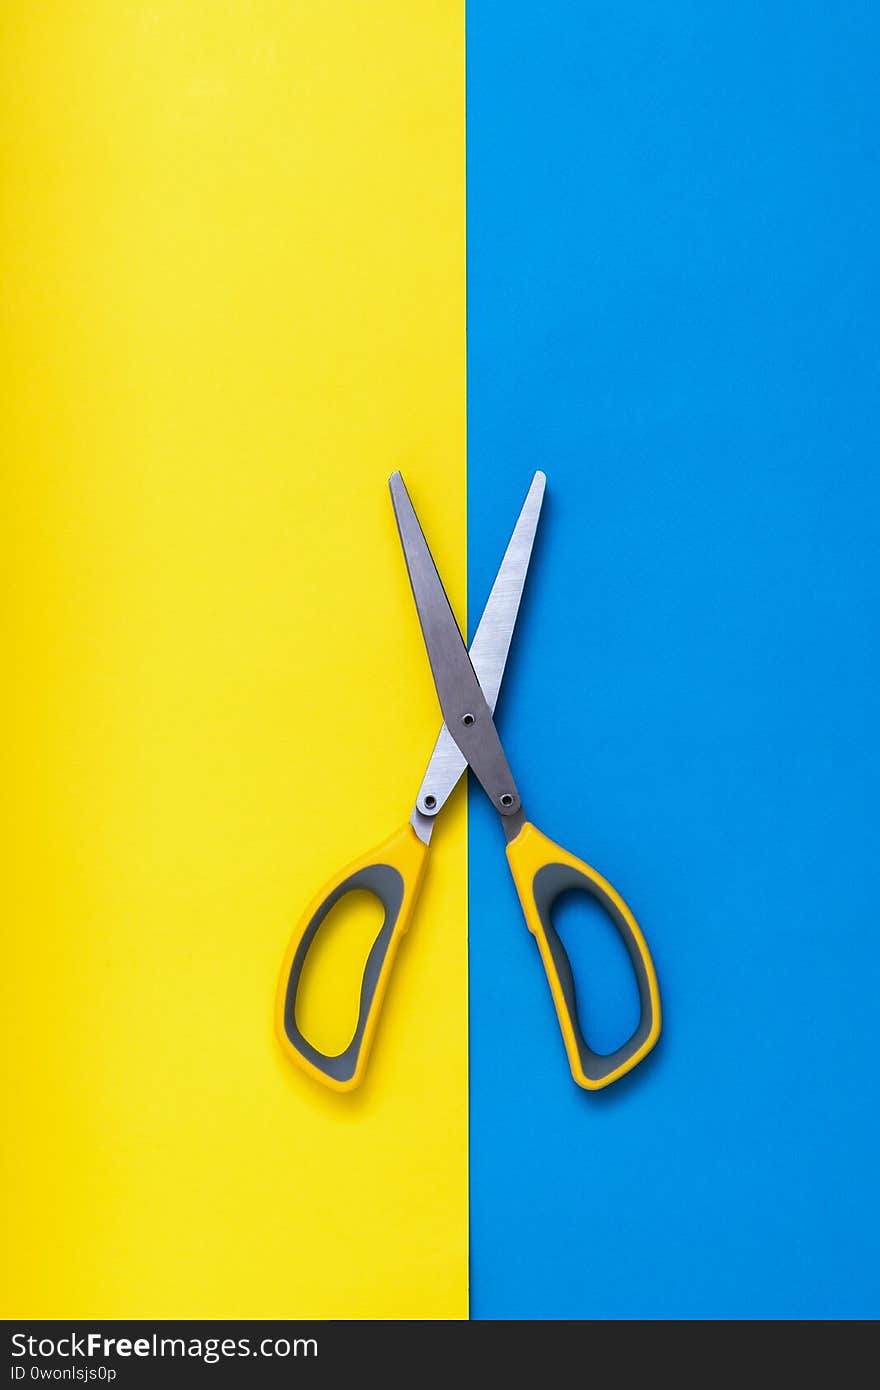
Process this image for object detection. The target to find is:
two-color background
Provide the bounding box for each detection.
[2,4,878,1320]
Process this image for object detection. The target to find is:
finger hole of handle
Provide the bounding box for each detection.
[293,887,385,1056]
[532,861,657,1086]
[282,863,404,1086]
[552,886,641,1056]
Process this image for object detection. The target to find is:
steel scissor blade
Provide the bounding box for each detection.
[389,471,544,842]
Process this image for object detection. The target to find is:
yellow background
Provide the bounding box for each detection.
[1,3,466,1318]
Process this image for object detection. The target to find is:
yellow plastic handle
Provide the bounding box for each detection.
[506,822,661,1089]
[275,822,428,1092]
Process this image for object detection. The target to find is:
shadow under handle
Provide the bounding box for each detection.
[506,822,661,1090]
[276,822,428,1092]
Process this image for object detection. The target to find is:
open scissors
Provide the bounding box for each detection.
[276,473,661,1093]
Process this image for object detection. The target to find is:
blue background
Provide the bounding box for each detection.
[467,2,879,1318]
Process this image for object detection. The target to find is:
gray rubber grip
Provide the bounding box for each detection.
[281,864,404,1085]
[533,862,656,1085]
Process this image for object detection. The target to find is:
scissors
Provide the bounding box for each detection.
[276,473,661,1093]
